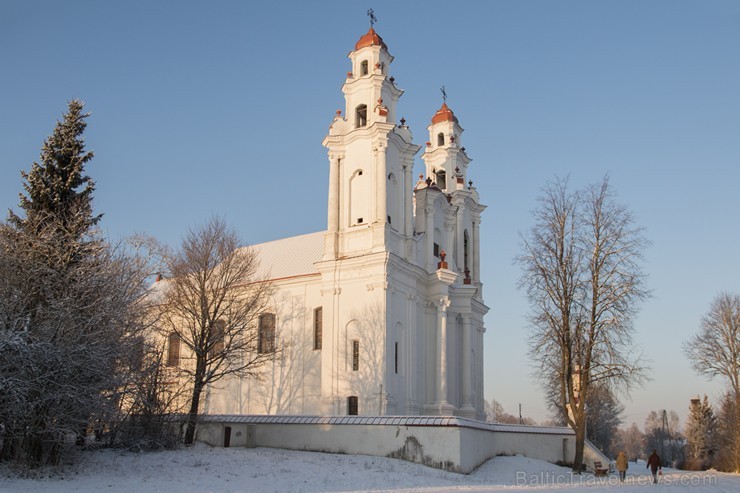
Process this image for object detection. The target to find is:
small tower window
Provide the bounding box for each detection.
[356,104,367,128]
[360,60,369,76]
[437,132,445,146]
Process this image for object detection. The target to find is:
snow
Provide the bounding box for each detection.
[1,446,738,493]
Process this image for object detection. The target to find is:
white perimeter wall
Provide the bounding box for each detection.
[196,416,577,474]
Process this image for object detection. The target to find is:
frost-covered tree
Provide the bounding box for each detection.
[0,101,151,465]
[684,293,740,472]
[715,391,740,472]
[517,176,649,472]
[8,99,100,238]
[585,384,624,455]
[157,218,273,445]
[685,395,717,470]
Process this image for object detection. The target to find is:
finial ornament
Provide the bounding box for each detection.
[441,85,447,102]
[367,8,377,28]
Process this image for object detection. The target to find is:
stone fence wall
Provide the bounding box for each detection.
[196,415,584,473]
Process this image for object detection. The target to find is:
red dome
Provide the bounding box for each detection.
[355,27,387,51]
[431,102,458,124]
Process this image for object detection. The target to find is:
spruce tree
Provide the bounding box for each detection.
[0,101,149,466]
[8,99,100,239]
[685,395,718,469]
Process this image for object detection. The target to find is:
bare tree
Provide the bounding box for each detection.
[684,293,740,471]
[484,399,536,425]
[612,422,644,462]
[0,213,153,464]
[157,218,273,445]
[517,176,649,472]
[644,409,682,466]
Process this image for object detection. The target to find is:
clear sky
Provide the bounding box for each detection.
[2,0,738,429]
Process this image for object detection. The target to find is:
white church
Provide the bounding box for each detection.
[203,26,489,420]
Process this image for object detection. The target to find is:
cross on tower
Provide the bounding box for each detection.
[441,85,448,102]
[367,8,377,28]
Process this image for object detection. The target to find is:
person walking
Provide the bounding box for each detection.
[616,451,628,482]
[646,449,662,484]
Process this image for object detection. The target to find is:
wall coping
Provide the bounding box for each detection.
[197,414,575,436]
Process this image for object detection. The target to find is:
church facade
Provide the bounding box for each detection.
[203,27,488,420]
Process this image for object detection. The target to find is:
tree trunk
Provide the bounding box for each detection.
[572,413,586,473]
[184,379,204,445]
[735,390,740,473]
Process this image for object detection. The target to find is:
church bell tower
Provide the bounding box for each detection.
[321,24,420,261]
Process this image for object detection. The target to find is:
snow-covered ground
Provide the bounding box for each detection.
[1,445,738,493]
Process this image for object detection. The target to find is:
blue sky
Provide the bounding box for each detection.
[2,0,739,428]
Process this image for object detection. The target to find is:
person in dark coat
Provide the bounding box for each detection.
[646,449,662,484]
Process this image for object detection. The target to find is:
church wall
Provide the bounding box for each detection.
[384,143,403,234]
[204,274,325,416]
[319,252,389,415]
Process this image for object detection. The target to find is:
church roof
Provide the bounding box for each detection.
[431,102,459,125]
[354,27,387,51]
[245,230,324,281]
[147,231,324,304]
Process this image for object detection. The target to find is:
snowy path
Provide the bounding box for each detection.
[1,445,738,493]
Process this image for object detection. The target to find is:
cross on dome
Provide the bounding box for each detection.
[367,8,377,27]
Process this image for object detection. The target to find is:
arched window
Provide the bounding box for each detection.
[167,331,180,367]
[258,313,276,354]
[360,60,369,76]
[314,307,323,350]
[435,170,446,190]
[355,104,367,128]
[437,132,445,146]
[348,396,358,415]
[351,339,360,371]
[210,319,225,358]
[349,169,369,225]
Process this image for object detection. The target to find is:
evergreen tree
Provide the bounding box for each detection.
[685,395,718,470]
[715,391,740,472]
[585,384,624,455]
[8,99,100,240]
[0,101,150,466]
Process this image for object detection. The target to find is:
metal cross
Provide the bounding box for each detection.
[441,85,447,102]
[367,8,377,27]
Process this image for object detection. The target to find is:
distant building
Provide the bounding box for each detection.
[164,27,489,419]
